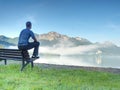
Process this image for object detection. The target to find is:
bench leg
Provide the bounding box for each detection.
[21,60,25,71]
[21,62,29,71]
[4,59,7,65]
[21,59,34,71]
[31,61,34,68]
[26,59,34,68]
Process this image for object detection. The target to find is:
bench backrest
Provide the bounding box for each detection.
[0,49,30,60]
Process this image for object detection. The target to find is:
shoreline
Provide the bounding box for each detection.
[36,63,120,74]
[1,61,120,74]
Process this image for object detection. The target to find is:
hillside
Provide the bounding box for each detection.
[0,35,17,46]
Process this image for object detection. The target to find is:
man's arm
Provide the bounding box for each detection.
[30,31,38,42]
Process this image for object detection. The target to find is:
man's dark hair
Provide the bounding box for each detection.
[26,21,32,27]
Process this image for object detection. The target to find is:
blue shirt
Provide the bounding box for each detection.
[18,29,35,46]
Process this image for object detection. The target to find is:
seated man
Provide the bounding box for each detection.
[18,21,40,58]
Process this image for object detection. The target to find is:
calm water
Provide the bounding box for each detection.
[34,54,120,68]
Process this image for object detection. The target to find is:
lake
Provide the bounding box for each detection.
[34,54,120,69]
[0,53,120,69]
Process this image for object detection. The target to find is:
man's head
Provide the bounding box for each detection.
[26,21,32,29]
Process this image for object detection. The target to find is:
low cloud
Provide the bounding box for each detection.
[39,45,98,55]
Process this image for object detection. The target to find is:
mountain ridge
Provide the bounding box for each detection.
[36,31,92,47]
[0,31,120,55]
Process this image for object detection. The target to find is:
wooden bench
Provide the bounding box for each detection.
[0,49,37,71]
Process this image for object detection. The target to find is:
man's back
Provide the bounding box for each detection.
[18,29,35,46]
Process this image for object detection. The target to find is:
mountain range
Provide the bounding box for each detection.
[0,31,92,47]
[0,31,120,55]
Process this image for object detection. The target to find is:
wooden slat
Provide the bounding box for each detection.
[0,55,23,58]
[0,48,21,51]
[0,49,21,53]
[0,52,22,56]
[0,51,21,54]
[0,57,22,60]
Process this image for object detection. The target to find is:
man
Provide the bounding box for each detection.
[18,21,40,58]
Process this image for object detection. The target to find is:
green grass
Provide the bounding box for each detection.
[0,64,120,90]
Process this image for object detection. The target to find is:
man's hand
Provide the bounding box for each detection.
[34,37,38,42]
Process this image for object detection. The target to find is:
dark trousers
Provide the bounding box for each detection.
[18,42,40,56]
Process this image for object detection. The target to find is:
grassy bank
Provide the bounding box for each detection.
[0,64,120,90]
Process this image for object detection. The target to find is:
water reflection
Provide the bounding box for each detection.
[95,50,102,65]
[95,54,102,65]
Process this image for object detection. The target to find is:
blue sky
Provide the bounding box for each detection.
[0,0,120,45]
